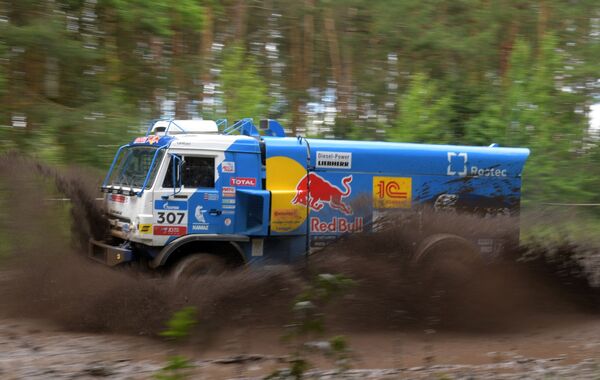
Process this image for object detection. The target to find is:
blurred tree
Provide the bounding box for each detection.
[391,72,454,143]
[220,45,271,123]
[0,0,598,207]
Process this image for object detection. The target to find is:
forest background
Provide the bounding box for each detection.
[0,0,599,212]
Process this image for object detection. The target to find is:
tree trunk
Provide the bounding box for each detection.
[500,22,519,80]
[233,0,248,41]
[289,20,303,135]
[200,5,214,116]
[303,0,314,89]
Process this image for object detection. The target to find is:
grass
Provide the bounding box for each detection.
[520,205,600,246]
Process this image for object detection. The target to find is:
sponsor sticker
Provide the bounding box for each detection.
[203,193,219,201]
[470,166,507,177]
[447,152,468,176]
[222,204,236,209]
[222,198,236,204]
[154,200,188,228]
[252,239,264,256]
[310,217,363,233]
[222,161,236,173]
[153,225,186,235]
[230,177,257,187]
[224,218,232,226]
[310,235,337,248]
[155,200,187,210]
[134,135,161,145]
[316,151,352,169]
[194,206,206,223]
[447,152,508,177]
[222,186,236,198]
[292,173,353,215]
[373,176,412,209]
[138,224,152,234]
[109,194,127,204]
[191,223,209,231]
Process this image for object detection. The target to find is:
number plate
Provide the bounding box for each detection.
[153,200,188,235]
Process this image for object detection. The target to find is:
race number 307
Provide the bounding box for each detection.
[157,211,185,224]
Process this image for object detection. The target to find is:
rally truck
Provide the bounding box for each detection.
[90,119,529,278]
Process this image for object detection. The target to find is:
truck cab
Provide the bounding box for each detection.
[91,119,273,272]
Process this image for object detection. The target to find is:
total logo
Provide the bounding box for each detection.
[230,177,257,187]
[447,152,507,177]
[310,217,363,233]
[292,173,353,215]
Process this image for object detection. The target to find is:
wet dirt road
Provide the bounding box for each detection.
[1,311,599,379]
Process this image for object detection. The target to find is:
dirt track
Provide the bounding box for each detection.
[1,153,600,379]
[1,311,599,379]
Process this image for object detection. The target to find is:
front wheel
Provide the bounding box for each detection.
[170,253,226,280]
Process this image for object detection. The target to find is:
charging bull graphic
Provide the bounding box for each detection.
[292,173,353,215]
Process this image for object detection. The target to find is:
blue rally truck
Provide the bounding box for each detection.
[90,119,529,277]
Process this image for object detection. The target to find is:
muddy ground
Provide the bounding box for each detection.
[1,153,600,379]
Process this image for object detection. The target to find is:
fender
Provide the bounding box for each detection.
[150,234,249,269]
[412,233,480,265]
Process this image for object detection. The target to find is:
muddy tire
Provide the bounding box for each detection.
[413,235,482,326]
[170,253,226,280]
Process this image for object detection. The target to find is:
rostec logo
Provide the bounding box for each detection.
[447,152,468,176]
[292,173,353,215]
[447,152,508,177]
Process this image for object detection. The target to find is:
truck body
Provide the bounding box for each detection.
[90,119,529,272]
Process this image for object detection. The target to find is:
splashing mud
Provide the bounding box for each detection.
[0,152,598,341]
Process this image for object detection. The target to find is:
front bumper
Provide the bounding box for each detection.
[89,239,133,266]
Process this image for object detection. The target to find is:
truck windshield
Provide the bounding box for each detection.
[108,146,164,189]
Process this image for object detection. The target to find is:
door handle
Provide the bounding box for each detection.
[209,209,222,216]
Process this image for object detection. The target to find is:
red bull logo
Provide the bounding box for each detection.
[310,217,363,233]
[292,173,353,215]
[134,135,161,145]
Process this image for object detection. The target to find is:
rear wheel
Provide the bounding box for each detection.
[170,253,226,280]
[414,235,482,326]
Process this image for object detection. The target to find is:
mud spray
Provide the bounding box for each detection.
[0,152,598,342]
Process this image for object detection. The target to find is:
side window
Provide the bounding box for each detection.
[163,156,215,188]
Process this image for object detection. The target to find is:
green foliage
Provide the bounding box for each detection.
[391,72,455,143]
[503,35,590,203]
[273,273,355,379]
[1,0,599,209]
[220,45,271,124]
[159,306,198,341]
[153,355,195,380]
[153,307,199,379]
[327,335,352,372]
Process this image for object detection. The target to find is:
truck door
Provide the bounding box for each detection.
[154,152,224,237]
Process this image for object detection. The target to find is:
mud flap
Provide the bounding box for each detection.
[89,239,133,266]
